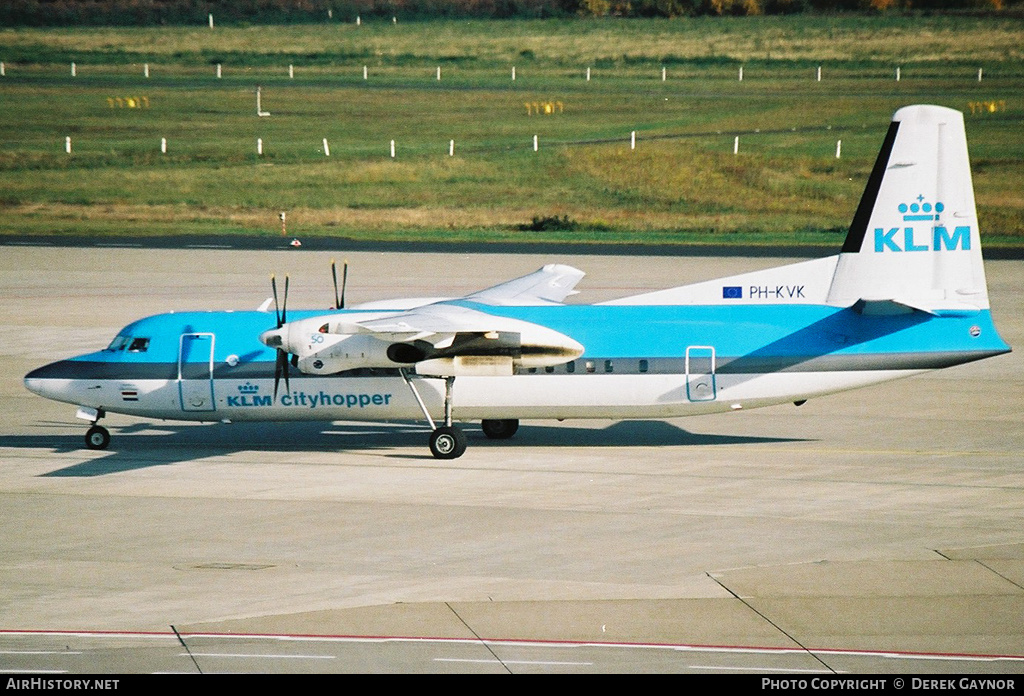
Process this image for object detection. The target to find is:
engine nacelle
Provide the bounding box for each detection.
[261,309,585,377]
[295,333,417,375]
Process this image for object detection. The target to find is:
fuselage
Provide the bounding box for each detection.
[24,301,1010,424]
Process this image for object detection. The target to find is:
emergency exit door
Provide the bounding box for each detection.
[685,345,717,402]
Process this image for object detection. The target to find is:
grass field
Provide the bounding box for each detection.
[0,16,1022,248]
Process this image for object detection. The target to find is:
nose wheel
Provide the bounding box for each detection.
[85,425,110,450]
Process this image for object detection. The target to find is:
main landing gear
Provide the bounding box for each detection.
[399,370,519,459]
[481,418,519,440]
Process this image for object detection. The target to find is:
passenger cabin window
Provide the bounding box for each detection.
[566,361,576,374]
[604,360,614,373]
[128,337,150,353]
[639,359,649,373]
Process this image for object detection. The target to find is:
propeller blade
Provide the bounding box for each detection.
[331,258,348,309]
[271,274,281,327]
[340,259,348,309]
[281,275,289,325]
[331,259,340,310]
[273,348,290,402]
[269,273,291,402]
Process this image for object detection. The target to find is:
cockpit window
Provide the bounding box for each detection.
[105,335,150,353]
[106,335,130,352]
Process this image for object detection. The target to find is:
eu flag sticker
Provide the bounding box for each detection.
[722,286,743,299]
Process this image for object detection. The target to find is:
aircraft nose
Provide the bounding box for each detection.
[24,361,69,400]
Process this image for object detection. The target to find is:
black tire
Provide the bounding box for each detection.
[481,418,519,440]
[429,426,467,459]
[85,425,110,450]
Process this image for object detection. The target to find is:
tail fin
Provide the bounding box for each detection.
[827,105,990,314]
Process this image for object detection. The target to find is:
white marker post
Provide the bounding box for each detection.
[896,66,901,82]
[835,140,842,159]
[533,135,539,152]
[257,138,263,156]
[436,66,441,81]
[630,131,636,151]
[738,66,743,81]
[1,62,5,77]
[289,64,294,79]
[65,136,72,154]
[512,66,516,81]
[662,66,667,82]
[390,140,395,158]
[733,136,739,155]
[161,137,167,154]
[449,139,455,157]
[978,68,983,82]
[816,65,821,82]
[586,67,591,82]
[217,63,222,79]
[256,86,270,117]
[208,13,214,29]
[363,65,368,80]
[144,63,149,78]
[323,138,330,157]
[71,62,76,77]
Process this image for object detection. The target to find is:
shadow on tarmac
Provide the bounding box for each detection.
[3,419,811,477]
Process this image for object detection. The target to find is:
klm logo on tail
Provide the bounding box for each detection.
[874,197,971,253]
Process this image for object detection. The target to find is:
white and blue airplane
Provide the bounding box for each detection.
[25,105,1011,459]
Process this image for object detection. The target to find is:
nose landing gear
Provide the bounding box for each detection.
[78,406,110,450]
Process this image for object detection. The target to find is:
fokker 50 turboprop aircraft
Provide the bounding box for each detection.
[25,105,1011,459]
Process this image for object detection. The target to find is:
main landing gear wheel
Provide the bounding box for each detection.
[85,425,110,450]
[429,426,467,460]
[481,419,519,440]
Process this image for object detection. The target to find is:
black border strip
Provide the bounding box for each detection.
[26,350,1006,382]
[841,120,901,254]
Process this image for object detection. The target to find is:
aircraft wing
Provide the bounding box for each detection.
[462,263,585,306]
[353,304,509,337]
[262,265,587,376]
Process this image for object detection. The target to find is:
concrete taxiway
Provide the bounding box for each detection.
[1,245,1022,674]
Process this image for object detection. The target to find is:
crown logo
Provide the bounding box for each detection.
[238,382,259,394]
[899,195,944,222]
